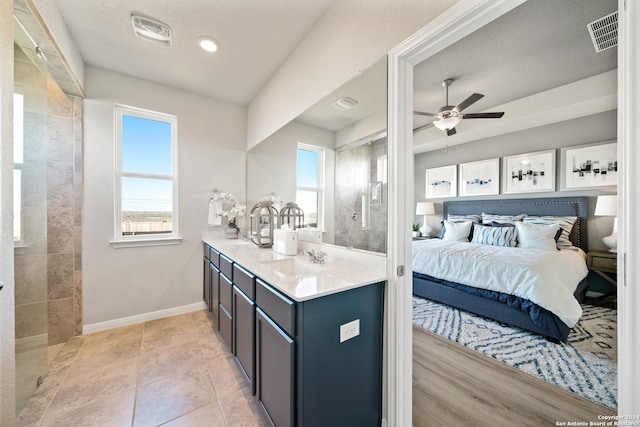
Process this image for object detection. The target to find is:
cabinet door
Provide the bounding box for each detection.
[210,263,220,325]
[256,308,294,427]
[233,286,255,395]
[203,257,211,312]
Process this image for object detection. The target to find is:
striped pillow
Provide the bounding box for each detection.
[523,216,578,250]
[471,224,518,247]
[481,213,527,224]
[447,214,481,223]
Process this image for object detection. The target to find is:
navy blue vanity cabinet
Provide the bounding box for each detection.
[232,265,257,394]
[256,306,295,427]
[255,279,384,427]
[218,254,234,351]
[202,244,212,313]
[209,262,220,326]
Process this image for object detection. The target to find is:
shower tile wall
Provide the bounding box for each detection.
[334,138,387,253]
[14,55,83,348]
[46,76,83,345]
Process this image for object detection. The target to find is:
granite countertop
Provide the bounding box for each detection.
[202,234,386,302]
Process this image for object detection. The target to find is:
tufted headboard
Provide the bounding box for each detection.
[442,197,589,251]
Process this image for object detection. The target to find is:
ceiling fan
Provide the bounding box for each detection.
[413,79,504,136]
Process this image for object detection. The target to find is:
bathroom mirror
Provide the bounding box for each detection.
[247,56,388,254]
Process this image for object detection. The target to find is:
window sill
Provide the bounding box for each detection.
[110,236,183,249]
[14,244,28,255]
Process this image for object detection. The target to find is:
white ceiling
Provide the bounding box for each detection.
[412,0,617,151]
[54,0,335,105]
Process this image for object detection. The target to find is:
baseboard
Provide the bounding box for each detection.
[82,301,206,335]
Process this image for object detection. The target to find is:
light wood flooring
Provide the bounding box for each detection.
[413,325,616,427]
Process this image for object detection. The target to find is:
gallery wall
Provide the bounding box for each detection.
[414,110,617,251]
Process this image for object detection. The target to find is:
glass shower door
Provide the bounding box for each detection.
[13,20,49,414]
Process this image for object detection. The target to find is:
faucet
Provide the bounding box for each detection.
[303,249,327,264]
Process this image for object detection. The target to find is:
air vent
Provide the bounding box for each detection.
[331,97,358,111]
[131,15,172,46]
[587,11,618,53]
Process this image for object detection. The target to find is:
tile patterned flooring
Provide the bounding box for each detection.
[17,310,270,427]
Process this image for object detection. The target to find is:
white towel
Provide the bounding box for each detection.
[208,200,222,226]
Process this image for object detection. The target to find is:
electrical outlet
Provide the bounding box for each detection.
[340,319,360,343]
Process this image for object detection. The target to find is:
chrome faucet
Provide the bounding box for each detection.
[303,249,326,264]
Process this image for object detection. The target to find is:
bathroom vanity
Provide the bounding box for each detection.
[202,235,385,427]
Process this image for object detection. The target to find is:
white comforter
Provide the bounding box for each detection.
[412,239,589,327]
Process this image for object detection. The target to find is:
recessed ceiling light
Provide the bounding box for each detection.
[197,36,219,53]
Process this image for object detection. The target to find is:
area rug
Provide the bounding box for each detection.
[412,296,618,410]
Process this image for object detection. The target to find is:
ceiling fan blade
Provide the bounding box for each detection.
[446,127,457,136]
[413,121,435,133]
[413,110,436,117]
[453,93,484,113]
[461,112,505,119]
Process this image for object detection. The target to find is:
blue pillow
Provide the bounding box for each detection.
[471,224,518,247]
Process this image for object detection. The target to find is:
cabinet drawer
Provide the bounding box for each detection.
[220,254,233,279]
[203,243,211,259]
[210,247,220,268]
[256,279,296,337]
[234,264,256,300]
[220,273,233,313]
[592,256,617,271]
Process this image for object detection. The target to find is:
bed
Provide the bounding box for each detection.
[412,197,590,343]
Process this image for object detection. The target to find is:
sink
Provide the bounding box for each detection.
[261,258,323,277]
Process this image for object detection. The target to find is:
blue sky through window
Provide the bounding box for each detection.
[297,148,318,187]
[122,115,172,175]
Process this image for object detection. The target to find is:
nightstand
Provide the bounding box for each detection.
[586,251,617,304]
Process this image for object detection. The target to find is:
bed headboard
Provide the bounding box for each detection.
[442,197,589,251]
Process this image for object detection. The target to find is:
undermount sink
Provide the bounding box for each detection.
[261,258,323,276]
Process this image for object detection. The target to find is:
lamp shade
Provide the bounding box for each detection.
[595,195,617,216]
[434,116,461,131]
[416,202,435,215]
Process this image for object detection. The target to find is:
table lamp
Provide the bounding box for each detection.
[416,202,435,237]
[595,195,617,253]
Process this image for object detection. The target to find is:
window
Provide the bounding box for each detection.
[296,143,324,228]
[114,105,179,246]
[13,92,24,243]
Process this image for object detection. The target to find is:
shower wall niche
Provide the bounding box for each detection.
[334,135,387,253]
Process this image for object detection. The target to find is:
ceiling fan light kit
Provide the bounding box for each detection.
[414,78,504,136]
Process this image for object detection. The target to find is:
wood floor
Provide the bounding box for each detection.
[413,326,615,427]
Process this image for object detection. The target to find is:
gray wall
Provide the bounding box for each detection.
[414,110,617,251]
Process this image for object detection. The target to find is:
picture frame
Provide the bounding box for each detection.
[459,158,500,197]
[502,149,556,194]
[561,141,617,190]
[425,165,457,198]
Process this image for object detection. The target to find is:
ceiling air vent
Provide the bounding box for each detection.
[587,11,618,53]
[131,15,172,46]
[331,97,358,111]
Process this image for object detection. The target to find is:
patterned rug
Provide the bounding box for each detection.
[412,296,618,409]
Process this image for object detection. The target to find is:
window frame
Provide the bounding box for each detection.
[112,104,181,248]
[296,143,324,229]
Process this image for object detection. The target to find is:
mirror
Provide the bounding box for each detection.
[247,57,388,254]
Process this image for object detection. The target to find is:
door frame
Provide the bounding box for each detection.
[386,0,639,423]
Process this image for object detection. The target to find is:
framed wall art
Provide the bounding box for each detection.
[561,141,617,190]
[459,158,499,197]
[502,149,556,194]
[425,165,457,198]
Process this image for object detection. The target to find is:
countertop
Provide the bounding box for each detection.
[203,234,386,302]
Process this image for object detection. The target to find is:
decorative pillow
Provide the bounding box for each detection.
[439,215,481,240]
[490,221,516,228]
[471,224,518,247]
[447,214,481,223]
[481,213,527,224]
[523,216,578,250]
[441,220,473,242]
[515,221,559,251]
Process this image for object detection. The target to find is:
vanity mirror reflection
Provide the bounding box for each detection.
[247,57,388,254]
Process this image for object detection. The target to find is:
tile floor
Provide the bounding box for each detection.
[16,310,270,427]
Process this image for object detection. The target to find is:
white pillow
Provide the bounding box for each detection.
[515,221,558,251]
[442,220,473,242]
